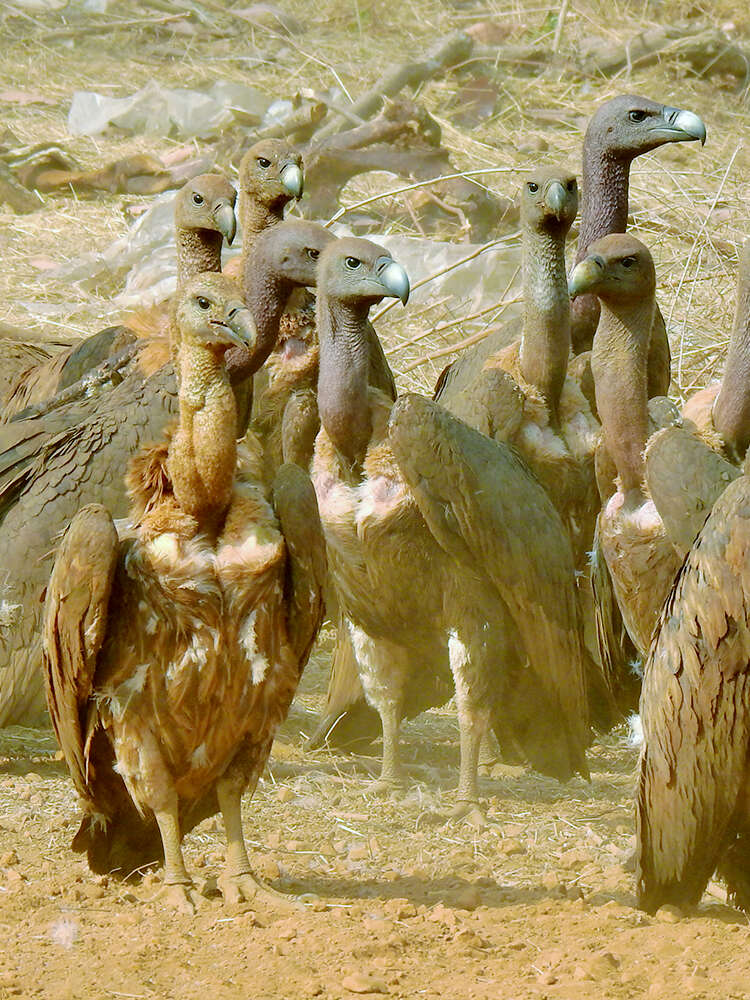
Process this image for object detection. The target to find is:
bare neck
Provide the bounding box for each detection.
[240,197,284,258]
[244,246,293,370]
[519,225,570,423]
[317,295,373,469]
[169,343,238,524]
[176,228,223,286]
[577,151,631,261]
[591,297,654,509]
[713,241,750,460]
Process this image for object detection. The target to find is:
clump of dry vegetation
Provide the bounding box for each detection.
[1,0,748,399]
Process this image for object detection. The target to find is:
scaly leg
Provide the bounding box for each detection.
[216,773,299,910]
[369,698,403,795]
[154,796,199,915]
[449,630,490,821]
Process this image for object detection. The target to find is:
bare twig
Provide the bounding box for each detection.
[326,168,514,227]
[41,12,187,42]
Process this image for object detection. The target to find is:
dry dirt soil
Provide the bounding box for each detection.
[3,1,750,998]
[0,647,746,1000]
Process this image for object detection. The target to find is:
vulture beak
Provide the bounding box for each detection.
[655,106,707,146]
[280,161,304,198]
[213,202,237,246]
[545,181,567,217]
[568,255,605,299]
[375,256,410,305]
[213,304,256,350]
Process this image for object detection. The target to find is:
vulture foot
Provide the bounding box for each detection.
[448,800,487,828]
[218,869,303,911]
[159,881,201,916]
[366,776,404,798]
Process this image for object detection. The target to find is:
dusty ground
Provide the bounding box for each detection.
[3,1,750,998]
[1,647,749,1000]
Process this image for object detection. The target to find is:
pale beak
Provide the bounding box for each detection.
[213,304,256,349]
[213,202,237,246]
[375,255,410,305]
[280,161,304,198]
[568,255,606,299]
[546,181,567,217]
[657,106,707,146]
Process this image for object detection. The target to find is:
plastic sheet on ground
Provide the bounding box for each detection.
[44,188,523,320]
[68,80,271,139]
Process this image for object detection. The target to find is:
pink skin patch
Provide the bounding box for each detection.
[605,491,662,531]
[280,337,308,361]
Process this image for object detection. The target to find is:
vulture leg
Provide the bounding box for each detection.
[215,772,296,910]
[349,626,409,792]
[450,630,492,811]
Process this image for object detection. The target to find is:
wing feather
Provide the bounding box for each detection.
[43,504,119,798]
[388,393,590,771]
[272,463,327,666]
[637,476,750,911]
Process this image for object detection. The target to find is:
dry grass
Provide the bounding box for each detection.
[1,0,749,397]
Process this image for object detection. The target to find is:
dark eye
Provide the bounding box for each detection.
[527,182,539,193]
[621,257,636,268]
[197,296,210,309]
[192,192,204,205]
[257,157,271,168]
[629,110,647,123]
[306,248,320,260]
[345,256,361,269]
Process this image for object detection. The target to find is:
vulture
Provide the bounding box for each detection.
[568,234,682,660]
[435,95,706,406]
[635,454,750,913]
[0,220,334,727]
[435,166,598,567]
[311,238,589,806]
[1,172,238,422]
[44,272,325,911]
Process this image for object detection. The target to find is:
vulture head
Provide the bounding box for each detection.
[253,219,337,289]
[317,237,410,311]
[521,166,578,235]
[568,233,655,309]
[176,273,256,354]
[587,95,706,161]
[239,138,304,212]
[175,173,237,246]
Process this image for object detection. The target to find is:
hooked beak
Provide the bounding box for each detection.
[213,202,237,246]
[568,255,605,299]
[211,304,256,350]
[280,161,304,199]
[375,255,410,305]
[545,181,567,217]
[655,106,707,146]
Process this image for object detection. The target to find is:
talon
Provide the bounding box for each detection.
[366,776,404,797]
[449,801,486,828]
[218,870,302,911]
[160,881,200,915]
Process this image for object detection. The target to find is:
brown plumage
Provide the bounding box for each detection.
[570,235,682,661]
[312,238,589,804]
[636,466,750,912]
[1,174,237,422]
[0,220,332,728]
[44,274,325,908]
